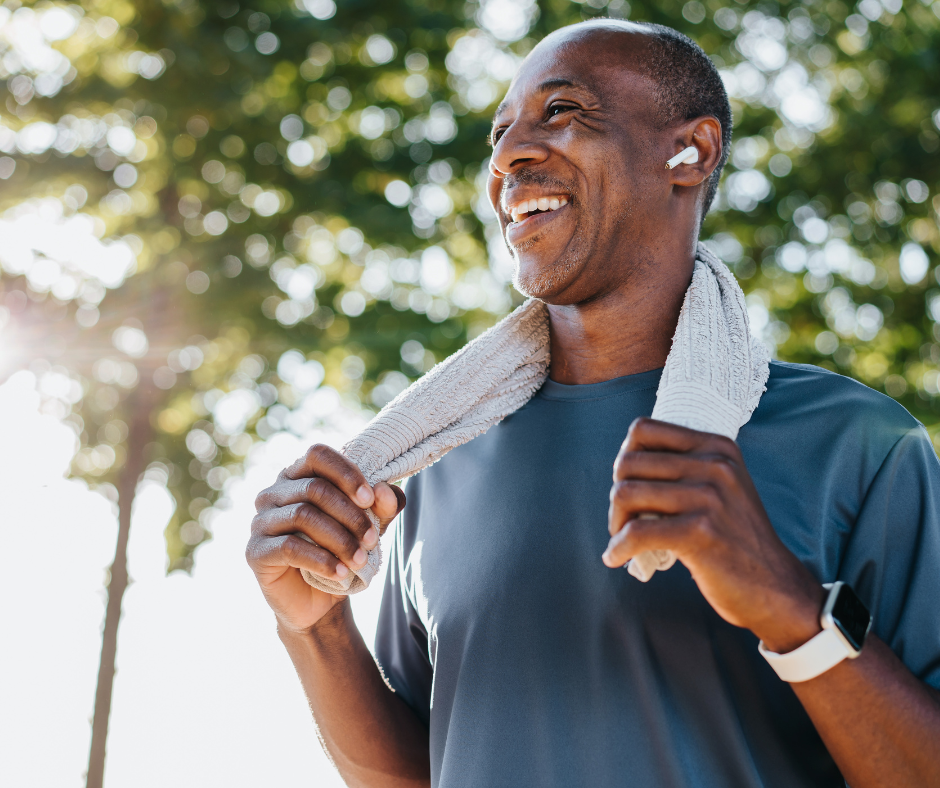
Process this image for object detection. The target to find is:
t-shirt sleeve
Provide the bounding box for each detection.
[838,425,940,689]
[374,516,434,727]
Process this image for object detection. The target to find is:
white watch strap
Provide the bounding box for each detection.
[758,628,849,683]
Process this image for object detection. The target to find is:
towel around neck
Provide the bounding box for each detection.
[300,243,769,595]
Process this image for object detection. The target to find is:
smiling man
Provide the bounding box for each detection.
[247,20,940,788]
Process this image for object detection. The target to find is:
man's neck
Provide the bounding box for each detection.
[545,251,694,385]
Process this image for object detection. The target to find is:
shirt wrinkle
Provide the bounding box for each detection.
[374,361,940,788]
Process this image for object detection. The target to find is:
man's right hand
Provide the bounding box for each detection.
[247,444,404,633]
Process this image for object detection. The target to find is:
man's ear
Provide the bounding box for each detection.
[665,116,722,188]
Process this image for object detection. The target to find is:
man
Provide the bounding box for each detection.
[247,20,940,787]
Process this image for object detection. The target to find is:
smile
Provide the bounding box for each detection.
[505,194,570,224]
[504,198,571,246]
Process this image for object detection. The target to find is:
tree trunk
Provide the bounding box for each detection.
[85,381,154,788]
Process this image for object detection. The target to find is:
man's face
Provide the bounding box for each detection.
[486,24,669,304]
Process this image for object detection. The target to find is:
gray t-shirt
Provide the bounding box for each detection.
[374,361,940,787]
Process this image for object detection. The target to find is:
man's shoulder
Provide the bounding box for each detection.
[750,361,924,470]
[762,359,921,433]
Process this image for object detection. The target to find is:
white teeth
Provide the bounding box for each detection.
[506,195,570,222]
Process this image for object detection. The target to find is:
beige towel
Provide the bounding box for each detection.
[301,243,769,594]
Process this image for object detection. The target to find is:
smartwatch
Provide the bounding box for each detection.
[758,582,873,683]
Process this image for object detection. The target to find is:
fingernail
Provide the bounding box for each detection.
[352,549,367,567]
[602,551,614,567]
[336,564,349,578]
[362,528,378,549]
[356,485,373,506]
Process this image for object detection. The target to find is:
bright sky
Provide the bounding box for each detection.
[0,372,389,787]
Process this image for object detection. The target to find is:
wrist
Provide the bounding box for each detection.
[758,582,873,683]
[276,599,352,644]
[751,581,826,655]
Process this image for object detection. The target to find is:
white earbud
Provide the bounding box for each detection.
[665,146,699,170]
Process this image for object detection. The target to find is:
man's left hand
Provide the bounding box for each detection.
[604,417,825,653]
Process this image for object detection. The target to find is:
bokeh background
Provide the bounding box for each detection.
[0,0,938,785]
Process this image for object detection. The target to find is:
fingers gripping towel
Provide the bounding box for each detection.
[301,243,769,595]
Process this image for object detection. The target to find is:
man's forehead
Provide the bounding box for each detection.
[495,22,654,117]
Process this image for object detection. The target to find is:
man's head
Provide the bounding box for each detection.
[486,20,731,304]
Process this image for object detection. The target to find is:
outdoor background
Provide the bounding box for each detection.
[0,0,938,785]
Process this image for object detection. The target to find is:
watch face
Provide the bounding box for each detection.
[830,584,872,652]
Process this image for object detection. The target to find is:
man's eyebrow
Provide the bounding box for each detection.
[492,78,594,121]
[536,77,582,93]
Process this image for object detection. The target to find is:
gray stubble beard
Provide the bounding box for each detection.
[504,192,636,300]
[509,227,586,300]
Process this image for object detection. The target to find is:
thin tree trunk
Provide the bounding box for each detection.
[85,381,154,788]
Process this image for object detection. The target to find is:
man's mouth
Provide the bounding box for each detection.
[505,195,570,224]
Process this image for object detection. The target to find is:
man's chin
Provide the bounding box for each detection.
[511,252,583,303]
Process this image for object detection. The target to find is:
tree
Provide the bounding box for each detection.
[1,0,938,785]
[2,0,505,783]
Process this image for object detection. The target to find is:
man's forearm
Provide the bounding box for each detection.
[789,635,940,787]
[278,601,431,788]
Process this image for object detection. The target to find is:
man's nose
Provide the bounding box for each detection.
[488,121,549,178]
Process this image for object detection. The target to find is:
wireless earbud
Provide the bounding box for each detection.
[665,146,699,170]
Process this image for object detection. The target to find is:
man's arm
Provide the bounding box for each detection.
[787,636,940,787]
[279,603,431,788]
[247,445,431,788]
[604,418,940,787]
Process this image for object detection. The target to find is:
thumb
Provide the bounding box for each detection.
[373,482,406,530]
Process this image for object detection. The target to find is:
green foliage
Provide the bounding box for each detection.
[531,0,940,427]
[1,0,938,572]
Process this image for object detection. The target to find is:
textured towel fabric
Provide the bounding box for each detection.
[300,243,769,594]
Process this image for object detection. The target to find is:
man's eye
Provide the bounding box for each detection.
[548,104,574,117]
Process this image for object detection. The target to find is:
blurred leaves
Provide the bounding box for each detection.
[1,0,938,573]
